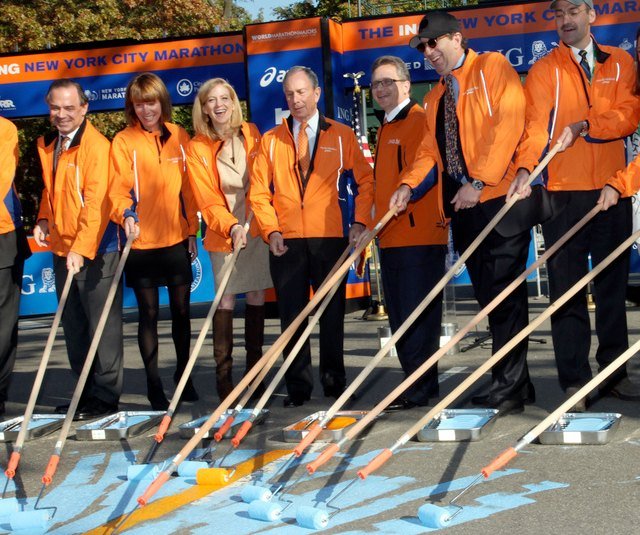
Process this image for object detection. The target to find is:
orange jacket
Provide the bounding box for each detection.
[250,115,374,240]
[110,122,198,250]
[186,122,262,252]
[36,119,118,259]
[612,153,640,198]
[400,49,525,214]
[374,101,447,248]
[516,40,640,192]
[0,117,22,236]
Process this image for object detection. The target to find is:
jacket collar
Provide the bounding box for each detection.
[43,118,88,148]
[559,38,611,65]
[439,48,477,87]
[285,112,331,134]
[374,98,419,124]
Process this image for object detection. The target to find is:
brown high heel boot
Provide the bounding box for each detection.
[213,309,234,401]
[244,304,266,399]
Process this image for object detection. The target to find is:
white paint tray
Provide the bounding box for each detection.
[417,409,499,442]
[178,409,269,439]
[0,414,66,442]
[538,412,621,445]
[282,410,381,443]
[75,411,165,441]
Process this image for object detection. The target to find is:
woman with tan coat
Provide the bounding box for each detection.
[186,78,271,401]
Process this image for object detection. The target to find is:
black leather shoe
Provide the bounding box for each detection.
[473,383,535,406]
[600,377,640,401]
[385,396,417,411]
[283,394,309,408]
[494,398,524,418]
[55,403,71,415]
[180,379,200,402]
[74,398,118,421]
[323,386,346,399]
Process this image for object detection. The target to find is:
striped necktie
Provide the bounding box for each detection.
[54,135,70,173]
[297,121,310,179]
[579,50,591,82]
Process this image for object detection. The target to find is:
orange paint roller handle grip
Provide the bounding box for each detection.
[357,448,393,480]
[294,422,323,457]
[42,454,60,486]
[5,451,21,479]
[154,415,172,443]
[306,443,339,475]
[137,470,171,507]
[481,447,518,478]
[214,416,235,442]
[231,421,253,447]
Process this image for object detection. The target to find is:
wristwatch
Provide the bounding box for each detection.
[471,179,485,191]
[579,120,589,137]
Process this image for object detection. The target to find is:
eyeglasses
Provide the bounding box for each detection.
[416,33,450,53]
[371,78,407,90]
[554,6,588,19]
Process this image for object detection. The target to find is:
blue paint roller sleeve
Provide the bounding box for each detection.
[296,505,329,530]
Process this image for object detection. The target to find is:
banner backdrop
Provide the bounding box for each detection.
[0,33,245,117]
[340,0,639,88]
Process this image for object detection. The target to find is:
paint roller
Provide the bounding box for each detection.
[311,227,640,531]
[417,333,640,528]
[126,217,252,482]
[109,208,398,533]
[7,234,133,530]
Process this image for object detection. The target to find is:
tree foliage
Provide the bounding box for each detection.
[0,0,254,53]
[273,0,477,22]
[0,1,256,229]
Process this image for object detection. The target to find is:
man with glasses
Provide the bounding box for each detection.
[390,11,540,416]
[369,56,448,411]
[34,79,123,420]
[510,0,640,408]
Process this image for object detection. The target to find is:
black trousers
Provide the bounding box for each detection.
[0,255,24,403]
[380,244,447,404]
[54,252,123,405]
[452,205,532,403]
[542,191,631,391]
[269,237,348,399]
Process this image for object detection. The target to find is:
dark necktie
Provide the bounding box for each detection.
[298,121,310,178]
[444,75,464,179]
[579,50,591,82]
[53,135,69,174]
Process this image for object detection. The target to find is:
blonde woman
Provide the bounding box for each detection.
[186,78,271,402]
[110,73,199,410]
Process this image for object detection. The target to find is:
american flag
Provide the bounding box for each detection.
[347,72,374,168]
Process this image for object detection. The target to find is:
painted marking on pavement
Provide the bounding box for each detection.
[85,449,290,534]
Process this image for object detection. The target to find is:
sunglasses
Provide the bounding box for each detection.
[416,33,450,53]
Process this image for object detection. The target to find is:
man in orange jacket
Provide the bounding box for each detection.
[369,56,448,410]
[391,11,542,416]
[250,66,374,407]
[0,116,31,416]
[510,1,640,407]
[33,79,123,420]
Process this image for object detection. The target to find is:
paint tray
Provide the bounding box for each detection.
[282,411,381,443]
[416,409,499,442]
[75,411,165,441]
[538,412,621,445]
[178,409,269,439]
[0,414,66,442]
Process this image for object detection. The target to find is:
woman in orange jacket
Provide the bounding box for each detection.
[110,73,199,410]
[186,78,271,401]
